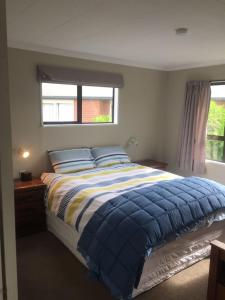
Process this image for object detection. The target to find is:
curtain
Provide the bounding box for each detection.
[178,81,211,174]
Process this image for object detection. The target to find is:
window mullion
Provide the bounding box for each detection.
[223,126,225,162]
[111,88,115,123]
[77,85,82,124]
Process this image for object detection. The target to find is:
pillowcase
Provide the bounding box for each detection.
[48,148,95,174]
[91,146,130,168]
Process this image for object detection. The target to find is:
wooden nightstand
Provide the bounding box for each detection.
[135,159,168,170]
[14,178,46,238]
[207,240,225,300]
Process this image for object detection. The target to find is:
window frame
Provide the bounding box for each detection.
[207,82,225,163]
[41,82,116,126]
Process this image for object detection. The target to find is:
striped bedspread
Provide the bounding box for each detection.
[41,163,179,234]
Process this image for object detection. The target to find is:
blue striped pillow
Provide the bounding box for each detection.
[48,148,95,174]
[91,146,130,167]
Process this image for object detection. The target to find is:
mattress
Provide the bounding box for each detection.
[46,209,225,298]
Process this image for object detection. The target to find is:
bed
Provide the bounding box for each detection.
[42,153,225,299]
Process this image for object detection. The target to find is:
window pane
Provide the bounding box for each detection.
[82,86,113,123]
[42,103,58,122]
[42,83,77,97]
[58,103,75,121]
[42,83,77,123]
[207,101,225,136]
[206,84,225,161]
[206,140,224,161]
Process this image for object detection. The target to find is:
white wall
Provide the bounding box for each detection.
[164,65,225,185]
[8,48,167,178]
[7,48,225,185]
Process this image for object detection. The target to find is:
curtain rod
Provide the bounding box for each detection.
[210,80,225,84]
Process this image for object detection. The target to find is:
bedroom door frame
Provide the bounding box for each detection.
[0,0,18,299]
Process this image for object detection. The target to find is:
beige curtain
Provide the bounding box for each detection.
[178,81,211,174]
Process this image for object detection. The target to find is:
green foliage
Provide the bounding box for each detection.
[206,100,225,161]
[207,100,225,136]
[93,115,112,123]
[206,140,224,161]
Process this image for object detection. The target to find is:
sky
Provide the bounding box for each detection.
[42,82,225,99]
[211,85,225,98]
[42,83,113,97]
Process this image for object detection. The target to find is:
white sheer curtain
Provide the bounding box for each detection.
[178,81,211,174]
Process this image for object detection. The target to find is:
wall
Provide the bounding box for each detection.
[8,48,225,184]
[164,65,225,185]
[8,48,167,178]
[0,1,18,299]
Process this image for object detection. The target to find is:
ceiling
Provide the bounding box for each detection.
[6,0,225,71]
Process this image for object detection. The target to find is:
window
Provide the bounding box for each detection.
[41,82,117,125]
[42,83,77,123]
[206,83,225,162]
[82,86,114,123]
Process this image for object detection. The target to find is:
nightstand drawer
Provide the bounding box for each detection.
[14,178,46,237]
[16,212,45,224]
[15,189,44,203]
[15,203,44,219]
[16,221,46,237]
[15,196,44,210]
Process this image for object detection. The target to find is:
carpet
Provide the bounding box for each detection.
[16,232,209,300]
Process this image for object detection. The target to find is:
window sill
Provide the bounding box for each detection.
[41,122,119,128]
[206,159,225,166]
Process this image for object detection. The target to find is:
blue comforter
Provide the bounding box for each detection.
[77,177,225,299]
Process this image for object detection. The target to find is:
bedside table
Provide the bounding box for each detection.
[135,159,168,170]
[14,178,46,238]
[207,240,225,300]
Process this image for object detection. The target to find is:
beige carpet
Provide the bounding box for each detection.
[16,232,209,300]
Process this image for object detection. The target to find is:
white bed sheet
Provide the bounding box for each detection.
[46,210,225,298]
